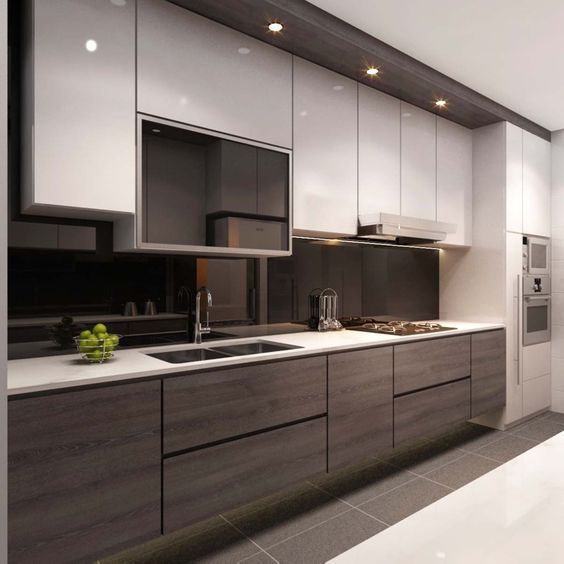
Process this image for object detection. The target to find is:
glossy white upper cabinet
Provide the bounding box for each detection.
[22,0,135,219]
[436,117,472,246]
[400,102,437,221]
[137,0,292,149]
[293,58,358,237]
[505,123,524,233]
[358,85,401,216]
[523,131,551,238]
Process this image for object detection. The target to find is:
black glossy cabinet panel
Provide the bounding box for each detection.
[257,148,289,217]
[8,381,161,564]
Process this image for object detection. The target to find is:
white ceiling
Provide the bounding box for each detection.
[308,0,564,131]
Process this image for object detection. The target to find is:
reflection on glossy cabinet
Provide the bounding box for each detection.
[293,57,358,236]
[523,131,551,238]
[437,117,472,246]
[137,0,292,148]
[22,0,135,218]
[400,102,437,221]
[358,85,401,216]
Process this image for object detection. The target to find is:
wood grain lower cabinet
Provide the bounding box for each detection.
[471,330,507,417]
[328,347,393,470]
[163,356,327,453]
[394,379,471,445]
[8,382,161,564]
[394,335,471,394]
[163,417,327,533]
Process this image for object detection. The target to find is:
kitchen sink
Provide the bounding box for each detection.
[208,341,302,356]
[146,348,231,364]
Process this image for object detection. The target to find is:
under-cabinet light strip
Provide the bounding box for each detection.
[292,236,440,251]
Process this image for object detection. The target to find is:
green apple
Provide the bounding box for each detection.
[92,323,107,335]
[86,348,103,362]
[110,334,120,346]
[79,329,91,340]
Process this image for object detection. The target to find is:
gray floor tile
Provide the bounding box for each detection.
[267,509,386,564]
[237,551,278,564]
[379,438,466,475]
[358,477,450,525]
[100,516,261,564]
[542,411,564,425]
[436,422,505,453]
[310,459,414,506]
[509,418,564,442]
[424,453,499,489]
[223,482,350,549]
[475,434,538,462]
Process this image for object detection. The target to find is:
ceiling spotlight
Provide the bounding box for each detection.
[85,39,98,52]
[435,99,447,108]
[366,67,379,76]
[268,22,284,32]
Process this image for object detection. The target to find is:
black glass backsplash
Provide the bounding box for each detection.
[268,239,439,323]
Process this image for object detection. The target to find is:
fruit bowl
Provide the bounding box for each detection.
[74,324,121,364]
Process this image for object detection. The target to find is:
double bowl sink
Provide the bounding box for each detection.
[146,341,301,364]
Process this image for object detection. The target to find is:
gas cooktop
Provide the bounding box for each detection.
[339,317,457,336]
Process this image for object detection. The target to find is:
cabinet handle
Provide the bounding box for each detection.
[516,274,520,385]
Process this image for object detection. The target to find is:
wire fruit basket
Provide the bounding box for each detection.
[74,334,121,364]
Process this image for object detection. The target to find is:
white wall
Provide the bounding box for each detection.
[551,130,564,412]
[0,0,7,560]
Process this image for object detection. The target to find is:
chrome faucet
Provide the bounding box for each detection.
[194,287,213,344]
[177,285,193,341]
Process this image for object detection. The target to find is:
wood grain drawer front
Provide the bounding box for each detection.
[394,335,471,395]
[471,330,507,417]
[328,347,393,471]
[163,356,327,454]
[394,379,471,445]
[8,381,161,564]
[163,417,326,533]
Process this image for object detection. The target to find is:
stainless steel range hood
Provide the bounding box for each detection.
[357,213,456,243]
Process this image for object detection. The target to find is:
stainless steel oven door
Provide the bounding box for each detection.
[527,237,550,275]
[523,295,551,346]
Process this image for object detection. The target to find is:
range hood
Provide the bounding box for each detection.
[357,213,456,243]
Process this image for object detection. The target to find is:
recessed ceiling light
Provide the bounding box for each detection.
[238,47,251,55]
[366,67,379,76]
[333,85,344,91]
[268,22,284,32]
[435,99,447,108]
[152,128,161,133]
[85,39,97,52]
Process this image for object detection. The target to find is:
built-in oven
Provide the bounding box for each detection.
[523,274,551,346]
[523,236,550,275]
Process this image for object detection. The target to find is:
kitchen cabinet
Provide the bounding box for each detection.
[22,0,135,219]
[505,123,524,233]
[8,221,96,251]
[163,356,327,454]
[437,117,473,246]
[293,57,358,236]
[394,335,471,395]
[394,379,471,445]
[522,342,551,417]
[206,141,289,218]
[137,0,292,149]
[163,417,326,533]
[471,330,507,417]
[8,381,161,563]
[328,347,393,470]
[400,102,437,221]
[523,131,551,238]
[358,86,401,216]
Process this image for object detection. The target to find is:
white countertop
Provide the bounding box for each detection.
[7,321,504,396]
[329,430,564,564]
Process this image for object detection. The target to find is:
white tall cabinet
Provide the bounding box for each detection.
[22,0,136,218]
[137,0,292,149]
[292,58,358,237]
[440,121,551,428]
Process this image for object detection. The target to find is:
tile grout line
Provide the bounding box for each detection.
[220,515,279,564]
[307,481,391,528]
